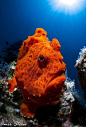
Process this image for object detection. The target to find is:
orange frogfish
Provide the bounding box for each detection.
[7,28,66,118]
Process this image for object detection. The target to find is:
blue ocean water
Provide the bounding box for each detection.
[0,0,86,93]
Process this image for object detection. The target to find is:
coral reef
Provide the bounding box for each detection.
[7,28,66,118]
[0,55,86,126]
[1,29,86,126]
[0,60,73,126]
[75,46,86,99]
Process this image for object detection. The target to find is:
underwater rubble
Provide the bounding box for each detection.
[0,43,86,126]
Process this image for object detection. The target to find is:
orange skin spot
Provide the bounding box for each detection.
[7,28,66,118]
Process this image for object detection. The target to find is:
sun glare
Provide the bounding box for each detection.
[60,0,78,6]
[47,0,85,14]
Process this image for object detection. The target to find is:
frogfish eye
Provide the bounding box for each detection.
[38,55,48,69]
[38,55,45,62]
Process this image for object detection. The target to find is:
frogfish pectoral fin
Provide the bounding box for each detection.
[7,77,17,93]
[20,100,39,118]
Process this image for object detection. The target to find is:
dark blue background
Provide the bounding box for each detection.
[0,0,86,91]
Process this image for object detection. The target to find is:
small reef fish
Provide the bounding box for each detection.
[7,28,66,118]
[6,41,9,45]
